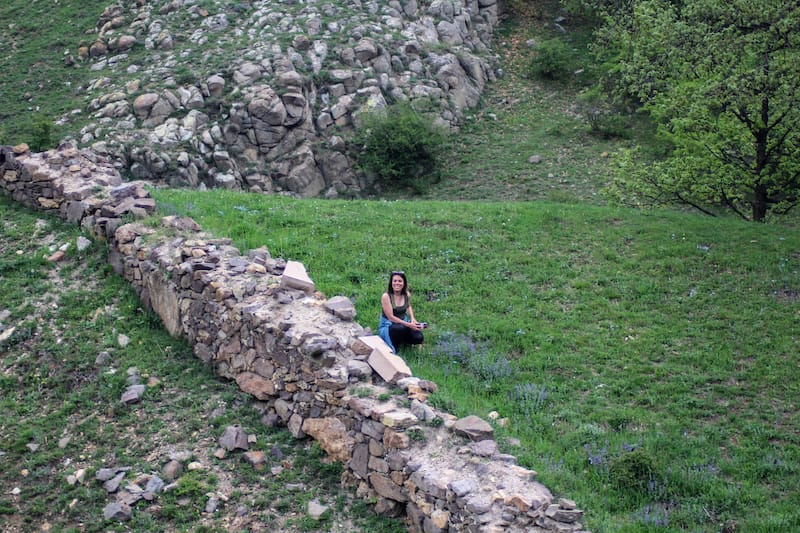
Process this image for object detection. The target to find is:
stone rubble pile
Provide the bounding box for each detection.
[1,143,589,532]
[58,0,503,197]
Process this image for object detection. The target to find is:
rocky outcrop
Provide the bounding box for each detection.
[62,0,502,198]
[1,143,589,532]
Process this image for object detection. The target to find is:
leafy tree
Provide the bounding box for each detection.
[592,0,800,221]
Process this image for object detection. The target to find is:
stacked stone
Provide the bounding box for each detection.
[0,143,155,235]
[71,0,502,197]
[0,143,589,532]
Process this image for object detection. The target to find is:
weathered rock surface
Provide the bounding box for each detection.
[59,0,501,198]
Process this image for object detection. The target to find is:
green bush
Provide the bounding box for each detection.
[579,88,632,139]
[30,120,54,152]
[608,448,656,493]
[527,38,573,81]
[352,103,447,193]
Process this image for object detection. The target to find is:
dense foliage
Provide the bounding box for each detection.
[351,103,447,194]
[586,0,800,221]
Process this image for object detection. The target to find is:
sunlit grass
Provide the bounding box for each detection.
[152,188,800,531]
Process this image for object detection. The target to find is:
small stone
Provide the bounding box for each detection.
[558,498,577,510]
[162,460,183,481]
[219,425,249,451]
[103,471,126,493]
[381,411,418,429]
[307,499,329,519]
[205,496,220,513]
[449,478,478,497]
[469,439,498,457]
[121,384,145,404]
[76,236,92,251]
[47,251,65,262]
[187,461,204,471]
[528,155,542,164]
[324,296,356,320]
[117,334,130,347]
[453,415,494,442]
[95,351,111,365]
[145,476,165,494]
[103,502,132,521]
[95,468,118,482]
[58,436,71,449]
[0,327,14,343]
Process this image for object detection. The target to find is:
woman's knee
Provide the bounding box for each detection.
[409,330,424,344]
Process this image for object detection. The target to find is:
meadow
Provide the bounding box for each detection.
[1,0,799,530]
[152,188,800,531]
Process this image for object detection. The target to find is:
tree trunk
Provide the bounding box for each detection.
[753,184,768,222]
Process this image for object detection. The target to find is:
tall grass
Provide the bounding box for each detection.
[153,189,800,531]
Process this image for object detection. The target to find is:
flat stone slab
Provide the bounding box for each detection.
[359,336,412,383]
[280,260,315,292]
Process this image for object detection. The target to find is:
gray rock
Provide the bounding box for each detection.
[452,415,494,441]
[95,468,119,482]
[103,502,132,521]
[347,359,373,379]
[219,425,249,451]
[469,439,498,457]
[307,498,330,519]
[162,460,183,481]
[145,476,165,494]
[103,471,126,493]
[121,384,145,404]
[205,495,220,513]
[449,478,477,497]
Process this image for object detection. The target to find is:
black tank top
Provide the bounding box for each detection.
[389,293,408,317]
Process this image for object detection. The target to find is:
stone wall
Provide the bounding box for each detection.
[1,143,589,533]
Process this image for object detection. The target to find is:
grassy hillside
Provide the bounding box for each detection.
[0,194,406,532]
[0,0,110,144]
[151,189,800,531]
[2,0,800,532]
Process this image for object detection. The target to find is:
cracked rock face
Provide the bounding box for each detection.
[69,0,501,198]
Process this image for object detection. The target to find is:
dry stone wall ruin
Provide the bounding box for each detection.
[1,143,589,532]
[65,0,502,198]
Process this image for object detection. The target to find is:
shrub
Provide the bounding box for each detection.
[527,38,573,81]
[608,448,656,493]
[580,88,632,139]
[30,120,54,152]
[352,103,447,193]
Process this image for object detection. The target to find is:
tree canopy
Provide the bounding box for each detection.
[593,0,800,221]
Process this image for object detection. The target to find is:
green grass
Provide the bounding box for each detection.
[3,2,800,531]
[152,188,800,531]
[0,0,111,145]
[0,194,404,532]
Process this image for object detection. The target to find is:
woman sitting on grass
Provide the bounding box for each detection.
[379,270,425,353]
